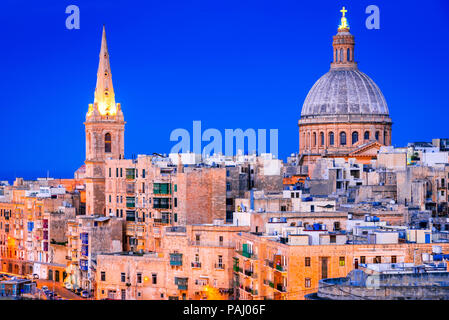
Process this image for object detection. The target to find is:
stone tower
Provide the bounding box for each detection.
[84,26,125,216]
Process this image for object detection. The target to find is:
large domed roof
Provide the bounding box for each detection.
[301,68,389,117]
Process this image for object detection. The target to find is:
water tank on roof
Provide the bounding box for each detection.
[433,245,442,254]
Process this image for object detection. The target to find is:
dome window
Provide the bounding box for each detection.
[364,131,370,140]
[340,132,347,145]
[352,132,359,144]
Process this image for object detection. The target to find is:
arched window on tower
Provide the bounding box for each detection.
[375,131,380,141]
[105,133,112,153]
[364,131,370,140]
[329,132,334,146]
[347,48,351,62]
[320,132,324,146]
[340,49,343,62]
[340,132,347,146]
[313,132,317,147]
[352,132,359,145]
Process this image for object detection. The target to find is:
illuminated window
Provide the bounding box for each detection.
[105,133,112,153]
[305,278,311,288]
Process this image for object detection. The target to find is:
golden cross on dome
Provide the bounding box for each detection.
[338,6,349,30]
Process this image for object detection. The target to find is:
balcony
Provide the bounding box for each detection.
[244,270,254,277]
[275,265,287,272]
[170,253,183,266]
[276,284,287,292]
[237,250,256,259]
[214,263,225,270]
[191,262,202,268]
[263,279,274,288]
[265,259,274,268]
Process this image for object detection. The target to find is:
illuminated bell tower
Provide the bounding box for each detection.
[84,26,125,216]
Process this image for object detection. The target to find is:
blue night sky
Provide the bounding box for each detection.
[1,0,448,181]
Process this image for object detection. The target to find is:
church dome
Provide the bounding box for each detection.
[300,68,389,117]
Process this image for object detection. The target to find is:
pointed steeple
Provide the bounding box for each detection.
[94,25,117,116]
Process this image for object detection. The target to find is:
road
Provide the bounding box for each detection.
[1,271,84,300]
[35,279,84,300]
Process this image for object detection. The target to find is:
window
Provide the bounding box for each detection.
[105,133,112,153]
[339,257,345,266]
[391,256,397,263]
[340,132,346,145]
[320,132,324,146]
[352,131,358,144]
[334,222,341,231]
[305,257,311,267]
[137,273,142,284]
[364,131,370,140]
[101,271,106,281]
[152,273,157,284]
[329,132,334,145]
[305,278,311,288]
[121,273,126,282]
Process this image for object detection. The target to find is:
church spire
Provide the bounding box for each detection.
[93,25,117,116]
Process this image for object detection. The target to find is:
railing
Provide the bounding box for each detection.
[190,240,234,248]
[237,251,256,259]
[276,284,287,292]
[244,270,253,277]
